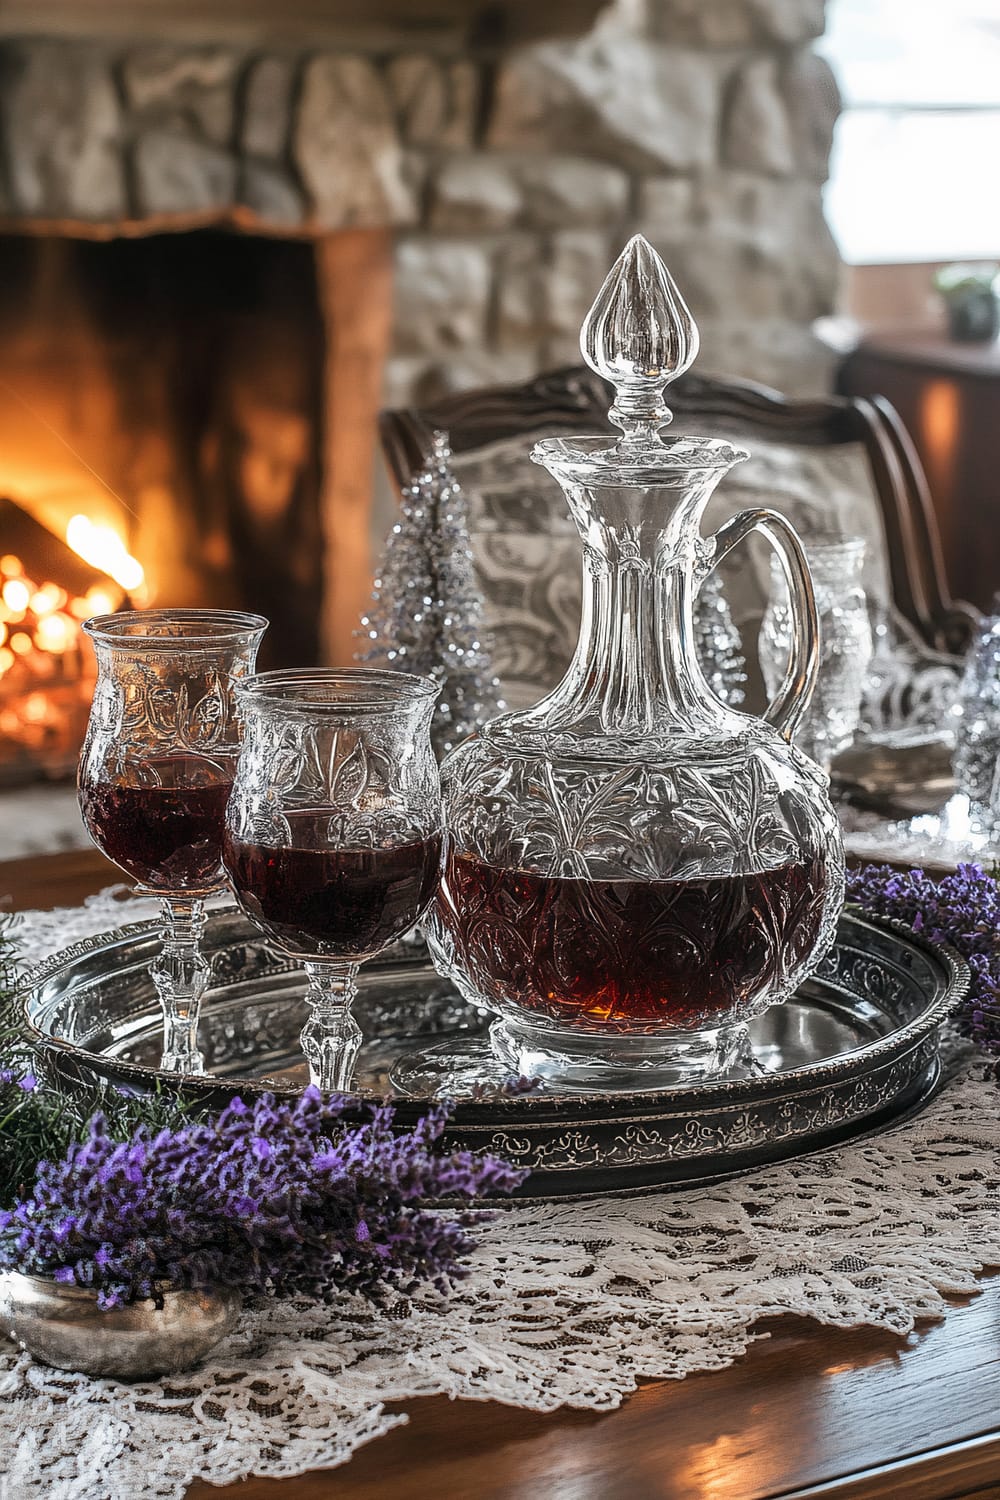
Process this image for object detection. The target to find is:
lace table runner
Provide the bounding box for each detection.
[3,890,1000,1500]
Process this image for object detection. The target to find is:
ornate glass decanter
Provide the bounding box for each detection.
[413,236,846,1092]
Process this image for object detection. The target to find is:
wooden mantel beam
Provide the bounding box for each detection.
[0,0,606,49]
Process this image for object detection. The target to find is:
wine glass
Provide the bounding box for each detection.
[760,537,874,772]
[78,609,268,1073]
[222,668,443,1092]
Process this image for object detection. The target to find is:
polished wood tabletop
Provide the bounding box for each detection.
[4,846,1000,1500]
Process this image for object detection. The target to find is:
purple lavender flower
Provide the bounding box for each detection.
[0,1089,527,1308]
[0,1067,33,1089]
[846,862,1000,1065]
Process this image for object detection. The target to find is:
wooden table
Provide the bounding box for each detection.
[4,848,1000,1500]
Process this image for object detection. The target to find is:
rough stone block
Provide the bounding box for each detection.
[400,348,540,405]
[392,238,493,356]
[445,62,481,149]
[296,54,415,227]
[618,0,826,46]
[386,54,478,147]
[724,57,795,176]
[242,55,295,159]
[488,34,720,173]
[784,50,841,181]
[429,156,522,232]
[516,156,629,228]
[123,46,238,145]
[642,172,838,326]
[696,315,835,396]
[241,159,305,225]
[133,131,238,215]
[493,235,546,347]
[0,42,125,220]
[542,230,613,338]
[753,0,827,43]
[636,176,697,242]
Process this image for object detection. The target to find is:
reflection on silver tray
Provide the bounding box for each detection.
[832,735,996,873]
[19,907,968,1200]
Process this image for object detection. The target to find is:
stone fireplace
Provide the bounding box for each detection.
[0,0,840,682]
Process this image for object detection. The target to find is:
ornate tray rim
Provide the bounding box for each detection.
[17,906,967,1113]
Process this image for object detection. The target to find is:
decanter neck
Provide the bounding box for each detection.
[514,475,739,745]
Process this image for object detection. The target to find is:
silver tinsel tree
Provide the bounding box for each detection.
[358,432,505,758]
[694,571,747,708]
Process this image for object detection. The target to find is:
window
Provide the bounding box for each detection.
[818,0,1000,264]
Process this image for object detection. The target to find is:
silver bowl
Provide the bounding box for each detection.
[0,1272,240,1379]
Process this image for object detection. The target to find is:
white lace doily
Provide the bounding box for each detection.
[3,890,1000,1500]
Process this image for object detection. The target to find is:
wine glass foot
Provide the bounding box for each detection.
[159,1047,206,1077]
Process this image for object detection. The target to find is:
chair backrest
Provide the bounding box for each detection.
[380,366,977,662]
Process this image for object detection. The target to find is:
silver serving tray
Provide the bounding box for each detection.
[19,907,968,1200]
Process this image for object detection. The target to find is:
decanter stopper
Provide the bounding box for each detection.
[580,234,699,445]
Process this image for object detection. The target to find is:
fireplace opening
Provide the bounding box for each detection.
[0,229,327,673]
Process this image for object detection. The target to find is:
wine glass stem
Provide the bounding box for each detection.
[301,962,363,1093]
[151,896,209,1075]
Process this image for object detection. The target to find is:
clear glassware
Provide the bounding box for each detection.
[760,538,874,770]
[222,669,443,1092]
[397,235,845,1095]
[78,609,268,1073]
[952,597,1000,831]
[693,568,746,708]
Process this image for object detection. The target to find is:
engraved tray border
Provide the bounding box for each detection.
[18,909,969,1200]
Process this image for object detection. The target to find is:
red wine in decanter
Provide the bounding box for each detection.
[437,849,828,1030]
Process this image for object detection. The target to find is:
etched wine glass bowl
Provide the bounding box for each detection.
[760,537,874,771]
[397,236,845,1095]
[78,608,268,1074]
[222,668,443,1092]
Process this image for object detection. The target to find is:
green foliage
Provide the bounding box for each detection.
[0,917,203,1208]
[933,262,999,297]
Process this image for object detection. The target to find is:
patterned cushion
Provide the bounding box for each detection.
[451,425,893,713]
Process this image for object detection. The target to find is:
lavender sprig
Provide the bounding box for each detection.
[0,1089,526,1308]
[846,862,1000,1065]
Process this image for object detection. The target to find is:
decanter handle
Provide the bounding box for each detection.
[706,508,820,740]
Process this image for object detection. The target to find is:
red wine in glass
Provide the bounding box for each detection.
[223,810,443,959]
[436,849,829,1031]
[80,752,234,891]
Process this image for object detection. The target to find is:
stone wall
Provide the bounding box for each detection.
[0,0,841,401]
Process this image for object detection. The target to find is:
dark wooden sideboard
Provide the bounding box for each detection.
[839,330,1000,612]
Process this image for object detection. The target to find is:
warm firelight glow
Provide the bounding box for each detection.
[66,514,145,594]
[35,613,75,653]
[2,578,31,613]
[0,546,104,774]
[22,693,50,724]
[30,583,66,616]
[0,553,112,682]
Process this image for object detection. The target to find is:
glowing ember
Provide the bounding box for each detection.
[30,583,65,616]
[0,543,133,778]
[66,515,145,594]
[2,578,30,613]
[35,613,75,653]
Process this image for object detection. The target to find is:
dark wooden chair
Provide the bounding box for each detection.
[379,366,978,659]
